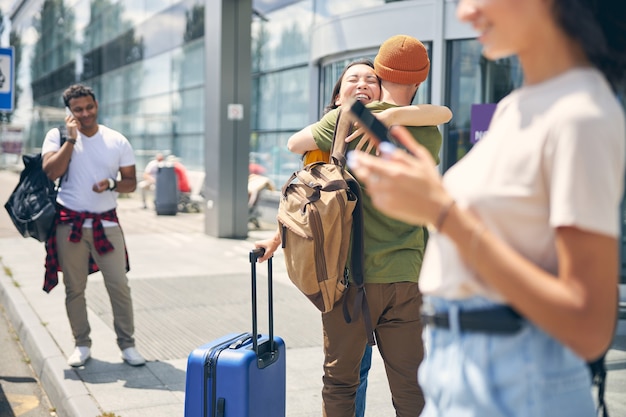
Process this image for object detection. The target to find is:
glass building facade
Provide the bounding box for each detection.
[0,1,531,175]
[2,0,625,271]
[4,0,624,175]
[250,0,313,186]
[7,0,206,171]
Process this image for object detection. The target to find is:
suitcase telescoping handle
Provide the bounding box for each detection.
[249,248,277,368]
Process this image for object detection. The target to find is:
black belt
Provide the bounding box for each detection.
[421,305,524,335]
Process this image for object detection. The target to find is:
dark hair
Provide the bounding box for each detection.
[324,59,378,114]
[553,0,626,90]
[62,84,97,107]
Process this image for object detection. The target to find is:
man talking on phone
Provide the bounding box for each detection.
[288,35,443,417]
[41,84,146,368]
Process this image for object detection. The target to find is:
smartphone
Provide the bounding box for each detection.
[345,98,395,145]
[65,106,72,117]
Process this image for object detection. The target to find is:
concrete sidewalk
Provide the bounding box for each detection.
[1,168,625,417]
[0,169,395,417]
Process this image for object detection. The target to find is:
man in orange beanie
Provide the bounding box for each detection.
[374,34,431,111]
[286,34,447,417]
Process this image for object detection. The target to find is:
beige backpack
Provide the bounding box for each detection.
[277,110,374,344]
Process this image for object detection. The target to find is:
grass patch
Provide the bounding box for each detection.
[3,265,12,278]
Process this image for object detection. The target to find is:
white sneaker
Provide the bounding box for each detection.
[67,346,91,367]
[121,347,146,366]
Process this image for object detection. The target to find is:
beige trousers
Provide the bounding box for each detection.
[56,224,135,350]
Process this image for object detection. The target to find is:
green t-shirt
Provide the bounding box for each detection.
[311,102,443,284]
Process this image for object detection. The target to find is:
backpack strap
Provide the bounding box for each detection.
[343,177,376,346]
[330,109,376,345]
[589,288,619,417]
[589,355,608,417]
[57,125,69,186]
[329,108,353,167]
[58,125,68,146]
[330,107,375,167]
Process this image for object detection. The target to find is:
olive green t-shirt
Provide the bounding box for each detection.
[310,102,443,284]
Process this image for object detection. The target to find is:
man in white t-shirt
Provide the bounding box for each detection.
[138,152,164,209]
[41,84,146,368]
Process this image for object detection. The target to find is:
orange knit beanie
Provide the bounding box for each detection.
[374,35,430,85]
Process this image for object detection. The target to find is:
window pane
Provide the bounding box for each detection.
[444,39,522,170]
[177,87,204,135]
[251,132,302,186]
[314,0,386,20]
[252,2,313,72]
[254,66,309,131]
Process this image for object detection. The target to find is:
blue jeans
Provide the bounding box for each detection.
[355,345,372,417]
[419,296,595,417]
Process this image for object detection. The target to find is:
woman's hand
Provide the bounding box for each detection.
[345,127,377,154]
[347,125,451,227]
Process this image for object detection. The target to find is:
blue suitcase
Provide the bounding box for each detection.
[184,249,286,417]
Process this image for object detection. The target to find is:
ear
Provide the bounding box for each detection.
[334,96,341,106]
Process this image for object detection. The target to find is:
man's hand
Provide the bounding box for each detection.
[65,114,80,139]
[92,179,110,193]
[254,231,281,262]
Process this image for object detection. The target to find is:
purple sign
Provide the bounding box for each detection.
[470,103,497,144]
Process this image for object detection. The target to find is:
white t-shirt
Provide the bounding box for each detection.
[42,124,135,226]
[419,68,626,301]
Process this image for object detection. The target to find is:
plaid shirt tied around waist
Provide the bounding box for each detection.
[43,205,130,293]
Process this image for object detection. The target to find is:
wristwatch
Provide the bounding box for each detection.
[107,178,117,191]
[67,138,77,145]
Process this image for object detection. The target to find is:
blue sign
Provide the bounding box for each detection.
[0,47,14,112]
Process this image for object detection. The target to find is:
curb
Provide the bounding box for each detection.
[0,272,102,417]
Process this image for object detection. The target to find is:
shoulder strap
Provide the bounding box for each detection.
[330,108,374,167]
[57,126,69,186]
[330,109,354,167]
[589,355,608,417]
[589,288,620,417]
[58,125,68,146]
[342,177,375,346]
[330,110,375,345]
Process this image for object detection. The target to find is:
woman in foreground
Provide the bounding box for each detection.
[348,0,625,415]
